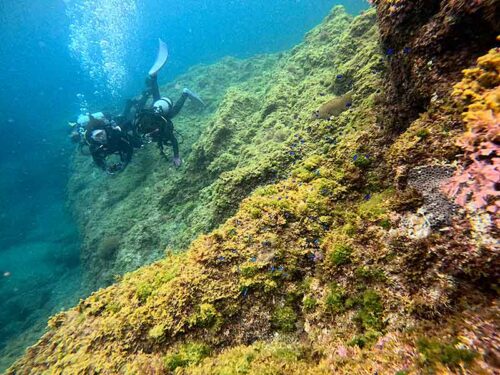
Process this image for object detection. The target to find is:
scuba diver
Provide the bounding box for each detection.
[68,112,110,148]
[85,115,133,175]
[135,39,205,168]
[68,39,202,173]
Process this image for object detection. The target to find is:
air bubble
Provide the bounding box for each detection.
[66,0,138,97]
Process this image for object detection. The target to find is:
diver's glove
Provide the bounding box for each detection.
[172,157,182,168]
[106,162,124,175]
[182,88,205,107]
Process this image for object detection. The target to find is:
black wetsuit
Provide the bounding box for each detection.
[138,75,188,158]
[86,125,133,172]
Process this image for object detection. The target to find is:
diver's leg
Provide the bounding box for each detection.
[169,92,189,118]
[148,74,161,102]
[121,99,135,118]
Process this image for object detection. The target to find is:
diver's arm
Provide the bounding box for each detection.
[171,135,179,159]
[91,151,107,171]
[120,138,133,165]
[158,139,165,155]
[163,121,180,158]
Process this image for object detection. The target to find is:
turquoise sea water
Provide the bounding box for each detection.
[0,0,369,369]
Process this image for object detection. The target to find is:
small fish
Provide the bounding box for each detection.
[313,91,353,120]
[364,194,372,201]
[336,74,343,79]
[3,272,11,277]
[353,154,358,161]
[386,48,395,56]
[250,257,257,262]
[289,151,295,156]
[403,47,411,54]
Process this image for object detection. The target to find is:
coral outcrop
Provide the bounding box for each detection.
[8,4,499,375]
[372,0,500,131]
[443,46,500,221]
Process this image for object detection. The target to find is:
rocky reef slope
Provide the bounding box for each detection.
[9,3,499,374]
[69,5,363,289]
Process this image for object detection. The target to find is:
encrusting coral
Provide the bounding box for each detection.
[443,46,500,225]
[8,4,500,375]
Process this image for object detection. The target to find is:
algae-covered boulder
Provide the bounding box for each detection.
[8,4,499,375]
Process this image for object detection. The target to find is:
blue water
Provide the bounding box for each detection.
[0,0,369,369]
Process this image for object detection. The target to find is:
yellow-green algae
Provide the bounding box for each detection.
[69,6,363,290]
[8,6,499,375]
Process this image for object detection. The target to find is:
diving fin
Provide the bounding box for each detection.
[148,38,169,76]
[183,88,205,107]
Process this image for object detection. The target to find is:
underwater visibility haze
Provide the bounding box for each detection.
[1,0,499,373]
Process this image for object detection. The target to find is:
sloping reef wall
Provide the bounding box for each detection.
[9,3,499,374]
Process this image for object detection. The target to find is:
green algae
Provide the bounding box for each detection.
[271,306,298,333]
[8,5,499,375]
[354,290,384,332]
[164,342,212,371]
[324,283,347,315]
[417,338,477,372]
[328,244,352,266]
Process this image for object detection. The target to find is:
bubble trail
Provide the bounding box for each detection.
[65,0,137,97]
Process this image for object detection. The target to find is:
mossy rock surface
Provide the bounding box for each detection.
[8,4,500,375]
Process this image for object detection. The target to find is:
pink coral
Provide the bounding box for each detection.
[442,48,500,224]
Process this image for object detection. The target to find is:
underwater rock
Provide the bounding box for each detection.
[443,46,500,219]
[69,6,359,290]
[373,0,500,131]
[8,4,500,375]
[98,235,121,260]
[407,165,457,228]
